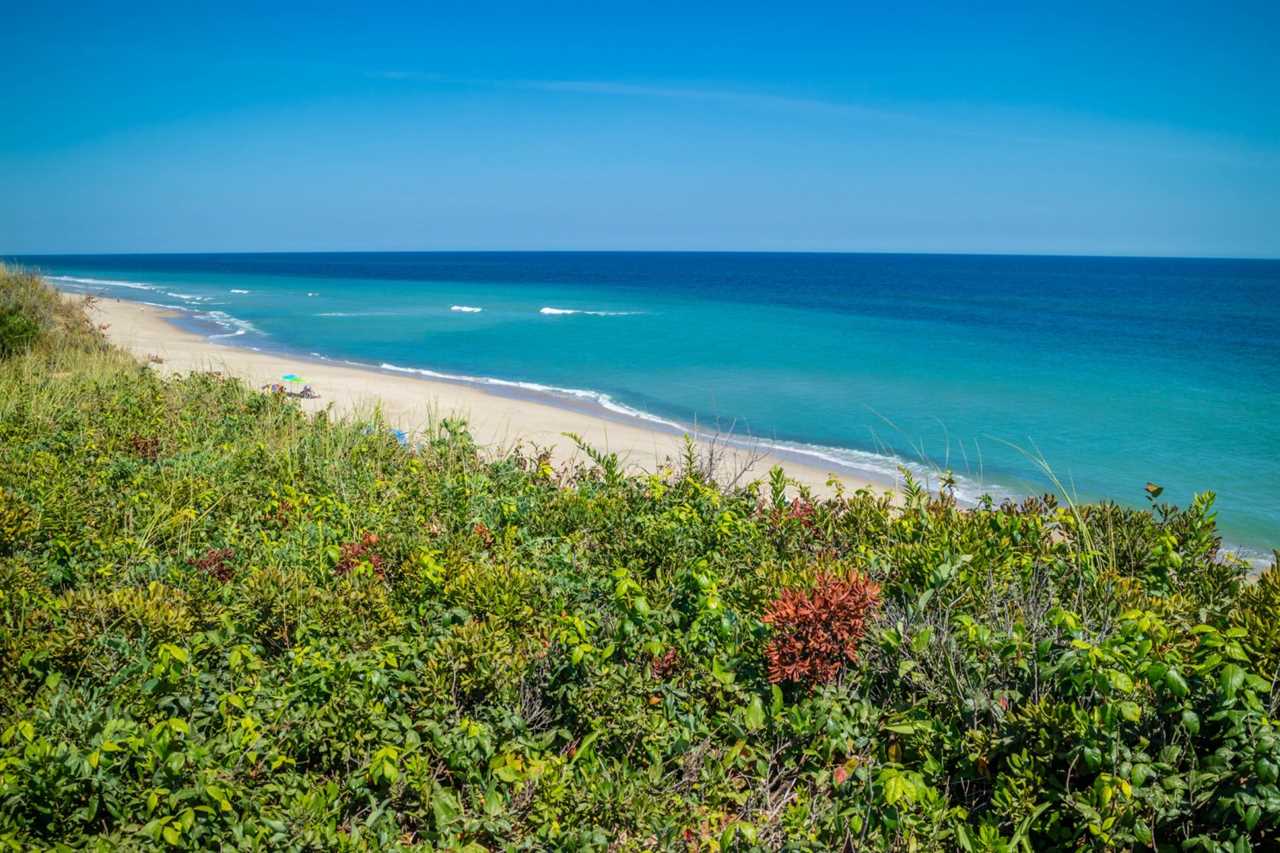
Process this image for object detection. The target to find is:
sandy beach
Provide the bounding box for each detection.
[85,296,892,497]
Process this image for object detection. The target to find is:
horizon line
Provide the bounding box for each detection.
[4,248,1278,263]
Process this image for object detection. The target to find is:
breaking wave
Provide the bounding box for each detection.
[539,306,640,317]
[371,359,995,502]
[48,274,157,292]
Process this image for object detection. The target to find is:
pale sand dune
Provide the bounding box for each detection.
[86,297,895,497]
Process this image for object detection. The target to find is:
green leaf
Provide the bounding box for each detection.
[1106,669,1133,693]
[711,658,736,686]
[431,787,461,827]
[743,696,765,732]
[1011,802,1051,848]
[1219,664,1245,700]
[160,643,189,664]
[570,730,600,766]
[1118,701,1141,723]
[1180,709,1200,735]
[883,774,915,805]
[1165,668,1189,698]
[770,684,784,718]
[491,753,524,783]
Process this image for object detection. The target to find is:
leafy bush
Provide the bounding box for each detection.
[0,268,1277,849]
[0,264,103,357]
[0,307,39,359]
[1237,557,1280,678]
[763,572,880,686]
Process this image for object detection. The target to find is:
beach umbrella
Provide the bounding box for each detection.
[281,373,305,384]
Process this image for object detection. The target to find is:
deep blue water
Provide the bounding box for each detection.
[11,251,1279,556]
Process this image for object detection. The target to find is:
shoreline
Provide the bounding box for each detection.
[83,295,902,497]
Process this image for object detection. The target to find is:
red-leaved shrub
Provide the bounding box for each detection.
[763,572,880,687]
[192,547,236,583]
[787,497,816,528]
[650,647,681,680]
[334,533,385,577]
[128,435,160,461]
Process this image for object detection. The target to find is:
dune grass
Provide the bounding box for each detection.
[1,267,1278,850]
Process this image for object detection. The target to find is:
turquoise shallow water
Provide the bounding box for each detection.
[12,252,1279,557]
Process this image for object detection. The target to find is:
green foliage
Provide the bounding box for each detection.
[0,307,40,359]
[0,264,105,359]
[1236,557,1280,679]
[0,269,1277,849]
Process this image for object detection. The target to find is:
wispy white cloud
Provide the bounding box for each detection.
[367,71,894,117]
[513,78,897,118]
[362,72,1278,165]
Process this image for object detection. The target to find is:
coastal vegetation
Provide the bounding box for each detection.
[1,265,1278,850]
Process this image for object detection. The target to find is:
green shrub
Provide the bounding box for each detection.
[0,307,39,358]
[1237,555,1280,678]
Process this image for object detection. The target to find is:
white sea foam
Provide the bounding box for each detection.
[450,305,483,313]
[48,274,156,292]
[438,363,1004,499]
[165,291,212,303]
[743,436,1006,505]
[117,293,262,341]
[229,289,250,294]
[306,292,319,297]
[539,306,639,317]
[376,361,683,428]
[197,310,263,339]
[368,359,999,498]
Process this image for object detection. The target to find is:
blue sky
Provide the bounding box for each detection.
[2,1,1277,256]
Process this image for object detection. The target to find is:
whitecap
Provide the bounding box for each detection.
[229,289,250,294]
[197,310,263,339]
[450,305,483,313]
[539,306,639,317]
[376,361,683,430]
[47,274,156,292]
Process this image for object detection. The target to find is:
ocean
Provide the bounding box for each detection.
[12,251,1279,558]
